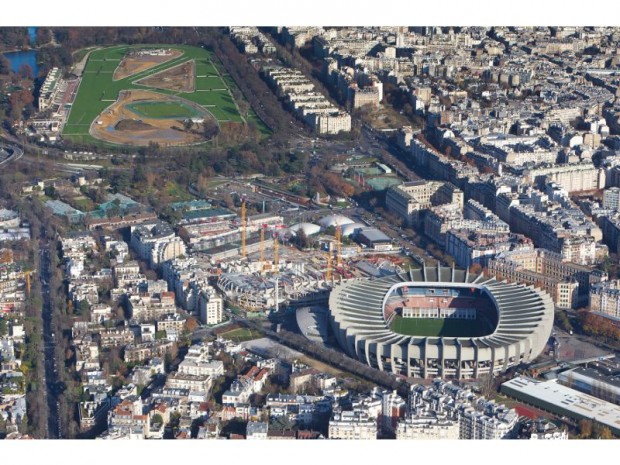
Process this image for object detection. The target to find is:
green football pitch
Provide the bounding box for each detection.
[390,315,492,338]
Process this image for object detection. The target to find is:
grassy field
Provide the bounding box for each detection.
[220,328,262,343]
[69,196,96,212]
[63,44,243,144]
[127,101,200,119]
[390,315,490,338]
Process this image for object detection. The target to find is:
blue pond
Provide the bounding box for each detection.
[3,27,39,76]
[4,50,39,76]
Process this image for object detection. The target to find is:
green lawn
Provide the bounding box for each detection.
[69,196,96,212]
[195,76,226,90]
[63,44,244,144]
[390,315,491,338]
[220,328,262,342]
[127,101,200,119]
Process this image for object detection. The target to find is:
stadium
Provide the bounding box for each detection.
[328,265,554,379]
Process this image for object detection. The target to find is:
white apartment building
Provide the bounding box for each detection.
[130,222,186,267]
[200,289,223,325]
[524,163,605,193]
[457,402,519,439]
[396,417,460,439]
[313,111,352,135]
[603,187,620,210]
[177,343,224,377]
[328,410,378,440]
[162,258,224,325]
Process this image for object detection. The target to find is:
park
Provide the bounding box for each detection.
[62,44,243,146]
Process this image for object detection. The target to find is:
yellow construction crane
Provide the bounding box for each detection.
[241,197,247,258]
[22,270,33,295]
[273,234,279,275]
[335,224,342,269]
[326,244,332,282]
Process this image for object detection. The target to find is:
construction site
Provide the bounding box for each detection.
[210,199,415,312]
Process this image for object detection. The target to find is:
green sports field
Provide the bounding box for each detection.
[390,315,492,338]
[126,101,201,119]
[63,44,244,144]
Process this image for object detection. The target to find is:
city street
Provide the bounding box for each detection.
[39,244,62,439]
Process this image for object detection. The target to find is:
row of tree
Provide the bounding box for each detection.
[237,318,409,397]
[579,311,620,344]
[578,419,615,439]
[0,28,30,51]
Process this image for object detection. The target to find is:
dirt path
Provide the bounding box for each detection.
[71,47,99,77]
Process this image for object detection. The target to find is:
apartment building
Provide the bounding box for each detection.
[590,280,620,320]
[603,187,620,210]
[385,180,463,226]
[401,381,518,440]
[328,409,378,440]
[263,66,351,134]
[130,221,186,267]
[246,421,268,440]
[524,163,605,193]
[127,292,177,322]
[486,248,605,308]
[457,401,519,440]
[446,229,533,269]
[156,313,185,334]
[99,327,135,348]
[396,417,460,439]
[162,258,225,325]
[124,341,176,363]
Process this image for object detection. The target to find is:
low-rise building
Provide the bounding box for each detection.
[501,377,620,436]
[328,409,378,440]
[396,417,460,439]
[124,341,175,363]
[246,420,268,440]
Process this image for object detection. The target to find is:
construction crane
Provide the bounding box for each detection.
[326,244,332,283]
[241,197,247,258]
[273,234,279,275]
[335,224,342,269]
[259,224,266,264]
[22,270,33,295]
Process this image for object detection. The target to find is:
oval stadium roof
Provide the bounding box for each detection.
[328,264,554,379]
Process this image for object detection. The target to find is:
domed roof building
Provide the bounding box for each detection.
[287,222,322,236]
[317,214,355,229]
[341,222,365,237]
